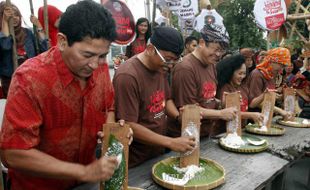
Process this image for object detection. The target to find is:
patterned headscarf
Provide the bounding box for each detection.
[200,24,229,48]
[256,47,291,80]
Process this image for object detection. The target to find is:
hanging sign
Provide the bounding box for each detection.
[177,0,198,20]
[102,0,135,45]
[194,9,226,34]
[254,0,287,31]
[166,0,184,11]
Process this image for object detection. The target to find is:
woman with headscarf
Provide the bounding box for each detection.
[38,5,62,47]
[0,2,48,98]
[247,47,293,119]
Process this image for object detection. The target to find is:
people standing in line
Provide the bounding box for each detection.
[113,26,196,168]
[247,47,293,119]
[168,24,237,138]
[0,1,132,189]
[216,54,263,125]
[0,2,48,98]
[38,4,62,47]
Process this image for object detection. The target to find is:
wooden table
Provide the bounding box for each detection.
[128,139,289,190]
[259,119,310,160]
[128,118,310,190]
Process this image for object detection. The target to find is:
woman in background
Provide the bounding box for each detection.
[217,54,263,125]
[38,5,62,47]
[0,2,48,98]
[125,17,151,59]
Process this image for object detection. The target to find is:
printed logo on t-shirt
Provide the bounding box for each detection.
[202,82,216,99]
[147,90,166,118]
[241,96,248,112]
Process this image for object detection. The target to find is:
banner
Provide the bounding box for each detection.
[166,0,184,11]
[102,0,135,45]
[194,9,226,34]
[254,0,287,31]
[177,0,199,20]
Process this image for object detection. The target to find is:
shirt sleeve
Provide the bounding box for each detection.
[172,67,198,108]
[113,74,139,122]
[248,71,265,103]
[0,71,42,149]
[0,32,13,50]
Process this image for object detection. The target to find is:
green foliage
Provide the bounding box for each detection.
[217,0,267,50]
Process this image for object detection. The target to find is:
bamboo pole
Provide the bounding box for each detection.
[5,0,18,71]
[145,0,151,21]
[43,0,50,48]
[29,0,40,54]
[286,22,308,43]
[287,13,310,20]
[289,0,301,39]
[151,0,156,30]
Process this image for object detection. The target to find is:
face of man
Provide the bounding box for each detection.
[153,45,180,70]
[186,40,198,54]
[199,41,224,65]
[59,35,111,81]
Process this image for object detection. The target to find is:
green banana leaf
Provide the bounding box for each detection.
[105,134,126,190]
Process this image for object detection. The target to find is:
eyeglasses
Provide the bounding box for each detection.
[154,45,182,65]
[214,48,226,55]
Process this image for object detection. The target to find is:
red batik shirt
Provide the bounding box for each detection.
[0,47,114,190]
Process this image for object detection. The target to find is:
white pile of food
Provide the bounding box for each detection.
[285,119,309,125]
[254,125,268,132]
[221,132,245,148]
[302,119,309,125]
[162,165,205,186]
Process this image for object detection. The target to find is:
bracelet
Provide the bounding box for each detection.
[37,28,44,33]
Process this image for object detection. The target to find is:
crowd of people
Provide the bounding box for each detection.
[0,0,309,189]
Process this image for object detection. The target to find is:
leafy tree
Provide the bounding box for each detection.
[216,0,267,50]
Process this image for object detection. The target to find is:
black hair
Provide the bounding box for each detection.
[58,0,116,46]
[135,17,151,42]
[216,54,246,88]
[184,36,198,46]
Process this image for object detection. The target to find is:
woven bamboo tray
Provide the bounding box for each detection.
[152,157,225,190]
[128,187,143,190]
[219,134,268,153]
[245,124,285,136]
[277,117,310,128]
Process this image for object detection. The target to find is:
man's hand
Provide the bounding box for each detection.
[282,111,294,121]
[118,119,133,145]
[80,156,118,182]
[168,136,196,153]
[251,112,264,125]
[97,119,133,145]
[220,107,237,121]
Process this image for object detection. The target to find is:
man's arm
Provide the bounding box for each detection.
[127,121,195,153]
[165,99,179,119]
[0,148,117,182]
[200,107,237,121]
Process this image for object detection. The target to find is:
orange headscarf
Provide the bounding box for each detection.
[256,47,291,80]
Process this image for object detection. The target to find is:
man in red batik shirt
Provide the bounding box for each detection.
[0,1,131,190]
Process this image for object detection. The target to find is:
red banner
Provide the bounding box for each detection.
[102,0,135,45]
